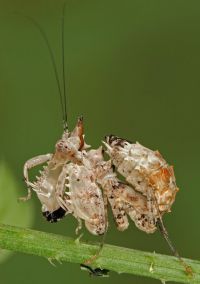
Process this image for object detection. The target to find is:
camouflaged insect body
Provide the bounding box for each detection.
[23,118,86,222]
[65,144,158,234]
[103,135,179,232]
[64,162,106,235]
[23,119,179,236]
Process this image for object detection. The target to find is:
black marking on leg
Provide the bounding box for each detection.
[105,135,132,147]
[42,207,66,223]
[80,264,109,277]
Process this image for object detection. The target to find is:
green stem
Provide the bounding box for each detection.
[0,223,199,283]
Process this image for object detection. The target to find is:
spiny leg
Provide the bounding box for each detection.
[102,178,134,232]
[99,171,158,234]
[21,154,52,201]
[55,164,73,212]
[145,187,193,275]
[107,185,129,232]
[83,161,127,264]
[157,217,193,276]
[64,161,107,265]
[56,164,84,232]
[57,194,71,212]
[83,190,109,265]
[114,183,156,233]
[66,163,106,236]
[75,217,83,235]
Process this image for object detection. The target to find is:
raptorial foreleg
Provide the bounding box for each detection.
[21,154,52,201]
[55,163,73,212]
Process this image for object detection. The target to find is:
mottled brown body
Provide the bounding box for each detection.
[23,119,179,236]
[103,135,179,232]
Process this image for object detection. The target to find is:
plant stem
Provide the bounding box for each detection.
[0,223,199,283]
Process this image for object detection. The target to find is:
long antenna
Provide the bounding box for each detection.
[62,2,68,131]
[17,13,67,129]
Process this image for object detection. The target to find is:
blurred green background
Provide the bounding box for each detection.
[0,0,200,283]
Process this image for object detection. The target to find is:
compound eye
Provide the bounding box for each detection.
[63,142,71,150]
[56,141,63,148]
[105,135,115,145]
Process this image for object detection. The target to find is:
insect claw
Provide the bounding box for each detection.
[18,188,32,202]
[80,264,109,277]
